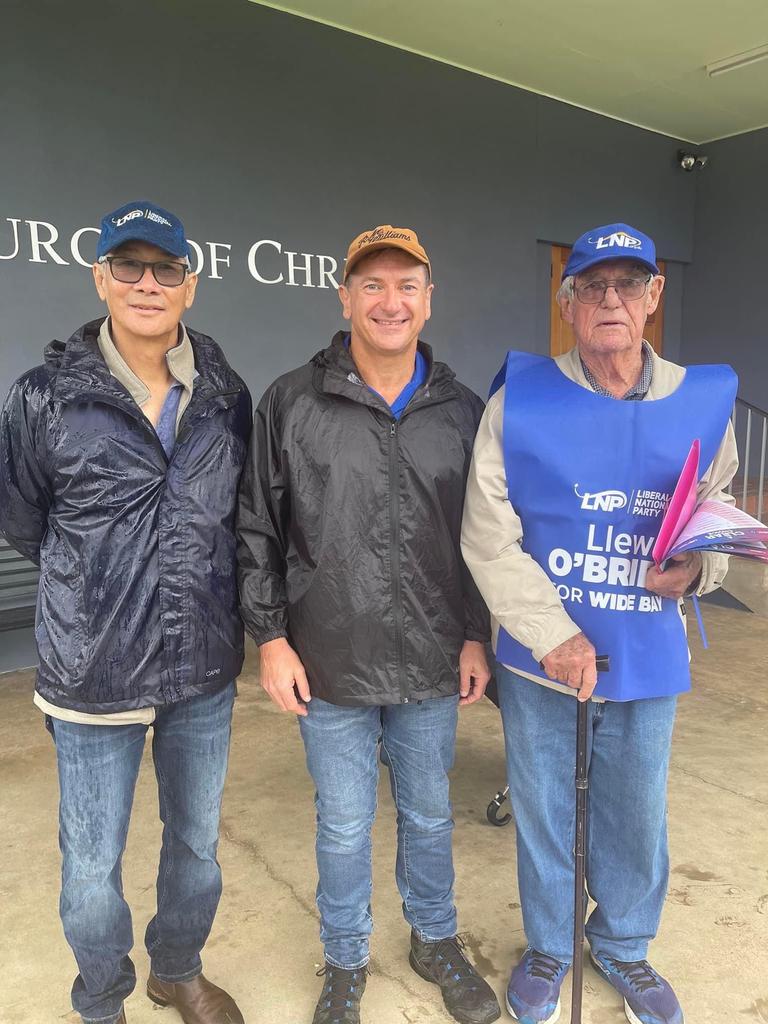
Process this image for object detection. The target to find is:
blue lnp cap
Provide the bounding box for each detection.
[563,222,659,280]
[96,200,189,259]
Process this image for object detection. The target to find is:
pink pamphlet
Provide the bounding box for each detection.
[653,440,700,565]
[654,440,768,566]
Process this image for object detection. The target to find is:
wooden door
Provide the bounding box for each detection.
[549,244,665,357]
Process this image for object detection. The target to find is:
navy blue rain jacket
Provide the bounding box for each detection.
[0,318,251,713]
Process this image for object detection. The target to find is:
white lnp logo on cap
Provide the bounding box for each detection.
[594,231,642,251]
[112,208,172,228]
[112,209,145,227]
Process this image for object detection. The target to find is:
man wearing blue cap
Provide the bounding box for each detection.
[0,201,250,1024]
[461,223,738,1024]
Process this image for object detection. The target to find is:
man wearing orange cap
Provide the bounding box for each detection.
[238,227,500,1024]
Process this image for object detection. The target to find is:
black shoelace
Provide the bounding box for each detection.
[430,936,480,990]
[527,951,565,983]
[607,958,662,993]
[315,965,367,1020]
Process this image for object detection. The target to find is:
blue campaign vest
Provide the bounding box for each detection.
[493,351,737,701]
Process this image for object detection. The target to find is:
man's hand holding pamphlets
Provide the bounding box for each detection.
[654,439,768,566]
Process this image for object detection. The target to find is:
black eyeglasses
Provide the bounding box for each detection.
[575,274,652,304]
[99,256,190,287]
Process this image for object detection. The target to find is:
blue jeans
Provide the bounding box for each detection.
[49,682,235,1024]
[299,695,459,969]
[496,666,677,964]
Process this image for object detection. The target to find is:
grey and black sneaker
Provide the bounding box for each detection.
[409,932,501,1024]
[312,962,368,1024]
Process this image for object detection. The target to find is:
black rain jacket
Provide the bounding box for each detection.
[237,332,489,706]
[0,318,251,713]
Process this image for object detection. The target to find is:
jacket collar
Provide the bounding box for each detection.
[312,331,457,408]
[47,318,245,407]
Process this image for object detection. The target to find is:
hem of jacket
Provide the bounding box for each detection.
[34,670,240,716]
[307,684,460,707]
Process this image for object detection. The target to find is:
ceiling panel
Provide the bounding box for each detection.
[248,0,768,142]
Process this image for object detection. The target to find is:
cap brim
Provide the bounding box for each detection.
[564,253,660,281]
[102,225,188,259]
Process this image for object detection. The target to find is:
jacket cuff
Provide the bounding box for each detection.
[528,614,582,664]
[693,551,730,596]
[251,627,289,647]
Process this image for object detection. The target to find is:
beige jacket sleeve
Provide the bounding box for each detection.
[694,419,739,595]
[460,388,582,662]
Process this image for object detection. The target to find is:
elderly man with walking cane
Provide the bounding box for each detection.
[461,223,738,1024]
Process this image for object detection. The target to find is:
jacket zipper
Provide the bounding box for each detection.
[388,418,409,703]
[385,392,460,705]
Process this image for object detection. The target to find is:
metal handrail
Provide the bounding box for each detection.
[731,397,768,522]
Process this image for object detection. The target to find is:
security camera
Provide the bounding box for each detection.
[677,150,709,172]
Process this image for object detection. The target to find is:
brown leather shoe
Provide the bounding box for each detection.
[146,973,244,1024]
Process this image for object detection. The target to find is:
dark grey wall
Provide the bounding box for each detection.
[1,0,699,406]
[682,128,768,410]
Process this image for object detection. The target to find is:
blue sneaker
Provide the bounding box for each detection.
[505,948,568,1023]
[590,953,684,1024]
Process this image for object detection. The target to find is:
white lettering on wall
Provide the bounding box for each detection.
[187,239,205,276]
[316,254,339,289]
[27,220,69,265]
[1,214,344,295]
[285,251,315,288]
[70,227,100,267]
[248,239,283,284]
[206,241,231,280]
[0,218,21,260]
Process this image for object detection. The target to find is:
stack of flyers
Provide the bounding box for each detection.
[665,500,768,561]
[654,440,768,565]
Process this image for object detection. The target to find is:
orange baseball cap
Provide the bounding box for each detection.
[343,224,431,282]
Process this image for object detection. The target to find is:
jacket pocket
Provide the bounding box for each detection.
[36,548,88,682]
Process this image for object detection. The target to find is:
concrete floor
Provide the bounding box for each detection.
[1,602,766,1024]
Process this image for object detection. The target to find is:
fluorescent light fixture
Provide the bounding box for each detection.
[706,43,768,77]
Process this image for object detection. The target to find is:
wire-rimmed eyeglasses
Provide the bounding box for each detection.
[574,274,652,304]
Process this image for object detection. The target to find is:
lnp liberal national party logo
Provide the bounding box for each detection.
[592,230,642,251]
[575,483,671,518]
[112,207,172,228]
[574,483,628,513]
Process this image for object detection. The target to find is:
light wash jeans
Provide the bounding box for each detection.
[299,694,459,968]
[49,681,235,1024]
[496,665,677,964]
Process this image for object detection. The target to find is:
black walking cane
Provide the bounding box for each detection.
[570,654,610,1024]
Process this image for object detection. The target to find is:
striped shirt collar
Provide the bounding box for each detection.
[581,340,654,401]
